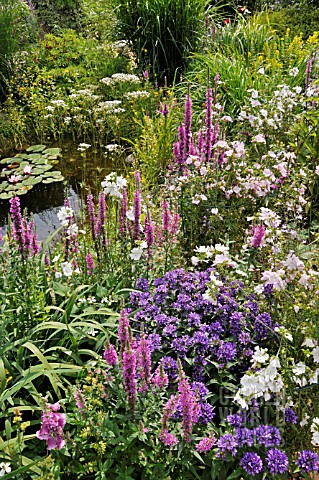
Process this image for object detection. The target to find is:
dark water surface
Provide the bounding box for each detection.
[0,142,125,239]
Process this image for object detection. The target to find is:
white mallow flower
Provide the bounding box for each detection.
[102,182,121,198]
[292,362,306,376]
[67,224,78,236]
[129,247,143,261]
[61,262,73,277]
[283,252,304,271]
[57,206,74,227]
[312,346,319,363]
[303,338,316,348]
[126,207,134,221]
[311,418,319,445]
[214,243,229,253]
[139,241,148,250]
[115,175,127,188]
[254,284,264,295]
[251,346,269,366]
[191,256,200,266]
[261,269,287,291]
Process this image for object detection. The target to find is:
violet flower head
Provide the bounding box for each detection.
[296,450,319,473]
[36,402,66,450]
[266,448,289,475]
[240,452,263,476]
[217,433,238,457]
[285,407,298,424]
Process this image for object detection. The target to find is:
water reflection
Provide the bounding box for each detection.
[0,142,126,239]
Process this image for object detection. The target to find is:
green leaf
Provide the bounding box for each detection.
[26,144,46,152]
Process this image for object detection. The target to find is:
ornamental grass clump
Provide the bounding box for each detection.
[115,0,211,82]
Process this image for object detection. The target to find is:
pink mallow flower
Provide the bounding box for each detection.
[36,402,66,450]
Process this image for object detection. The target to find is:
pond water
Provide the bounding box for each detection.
[0,142,126,240]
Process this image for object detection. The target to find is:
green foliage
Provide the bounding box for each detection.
[32,0,84,32]
[265,5,319,40]
[0,0,37,99]
[114,0,212,83]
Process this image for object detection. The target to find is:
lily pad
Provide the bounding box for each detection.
[0,144,64,198]
[42,178,56,184]
[26,144,46,153]
[43,148,61,156]
[0,191,14,200]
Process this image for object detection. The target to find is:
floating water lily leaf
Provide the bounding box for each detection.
[0,157,16,164]
[42,178,56,184]
[16,189,29,195]
[28,153,43,160]
[22,177,40,186]
[0,144,64,198]
[26,145,46,153]
[43,148,61,156]
[0,191,14,199]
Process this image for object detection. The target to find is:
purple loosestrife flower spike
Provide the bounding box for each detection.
[205,87,213,162]
[87,194,96,242]
[74,390,86,411]
[118,309,130,353]
[86,252,94,276]
[32,230,40,255]
[103,341,118,366]
[36,402,66,450]
[133,171,141,241]
[306,58,313,89]
[162,200,171,232]
[123,342,137,413]
[96,193,106,238]
[159,430,178,447]
[161,394,179,432]
[178,363,198,442]
[152,364,169,389]
[251,224,266,248]
[9,196,24,252]
[184,87,192,160]
[196,436,216,452]
[137,333,152,389]
[144,211,154,257]
[119,187,128,236]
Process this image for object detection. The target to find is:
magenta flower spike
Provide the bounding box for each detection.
[119,187,128,236]
[123,342,137,413]
[36,401,66,450]
[85,252,94,276]
[133,171,141,242]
